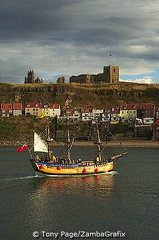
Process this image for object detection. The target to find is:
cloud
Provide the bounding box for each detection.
[120,76,154,84]
[1,0,159,83]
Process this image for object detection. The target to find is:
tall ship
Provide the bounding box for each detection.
[16,99,128,177]
[28,123,127,177]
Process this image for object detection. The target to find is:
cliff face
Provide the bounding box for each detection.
[0,82,159,107]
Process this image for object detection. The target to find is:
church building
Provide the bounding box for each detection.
[69,65,119,84]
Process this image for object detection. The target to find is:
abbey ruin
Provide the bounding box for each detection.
[69,65,119,84]
[24,70,43,84]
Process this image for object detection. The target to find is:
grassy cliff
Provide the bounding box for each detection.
[0,82,159,107]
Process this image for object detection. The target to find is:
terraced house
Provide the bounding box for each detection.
[0,103,22,117]
[25,102,60,118]
[25,102,42,116]
[120,104,138,123]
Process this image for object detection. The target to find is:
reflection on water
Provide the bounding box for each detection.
[23,174,116,231]
[31,174,116,199]
[1,147,159,240]
[28,174,116,230]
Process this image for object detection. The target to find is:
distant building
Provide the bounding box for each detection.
[25,102,42,116]
[48,103,61,118]
[136,103,155,119]
[134,103,155,139]
[0,103,22,117]
[41,104,50,117]
[0,103,12,117]
[58,108,81,123]
[24,70,43,84]
[120,104,138,123]
[24,102,61,118]
[110,107,120,124]
[101,108,111,123]
[69,65,119,84]
[81,108,93,122]
[12,103,22,116]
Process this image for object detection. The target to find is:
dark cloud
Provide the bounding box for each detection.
[0,0,73,42]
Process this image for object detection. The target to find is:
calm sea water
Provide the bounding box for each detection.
[0,146,159,240]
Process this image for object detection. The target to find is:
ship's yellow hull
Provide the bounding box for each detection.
[30,160,114,177]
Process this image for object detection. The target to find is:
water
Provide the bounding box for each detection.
[0,146,159,240]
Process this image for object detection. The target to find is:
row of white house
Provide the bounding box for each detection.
[0,102,61,118]
[59,103,158,125]
[25,102,60,118]
[0,102,158,126]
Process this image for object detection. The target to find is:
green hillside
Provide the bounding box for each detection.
[0,116,49,143]
[0,82,159,107]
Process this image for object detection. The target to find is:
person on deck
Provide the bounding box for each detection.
[35,155,40,162]
[95,156,100,165]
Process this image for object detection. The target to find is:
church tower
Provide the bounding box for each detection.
[24,70,35,83]
[103,65,119,83]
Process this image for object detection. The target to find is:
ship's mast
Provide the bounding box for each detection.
[65,97,73,164]
[46,120,52,159]
[66,119,72,163]
[96,122,102,162]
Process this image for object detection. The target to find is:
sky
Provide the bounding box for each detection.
[1,0,159,84]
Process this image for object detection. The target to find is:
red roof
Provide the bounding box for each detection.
[119,81,140,85]
[92,107,104,110]
[0,103,12,110]
[25,102,41,108]
[81,108,92,113]
[111,107,120,114]
[120,103,155,110]
[48,103,60,109]
[120,103,138,110]
[13,103,22,110]
[153,120,159,126]
[136,103,154,110]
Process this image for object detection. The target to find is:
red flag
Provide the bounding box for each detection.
[16,144,28,153]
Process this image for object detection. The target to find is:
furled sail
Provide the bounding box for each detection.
[34,131,48,152]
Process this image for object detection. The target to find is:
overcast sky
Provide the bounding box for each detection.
[1,0,159,84]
